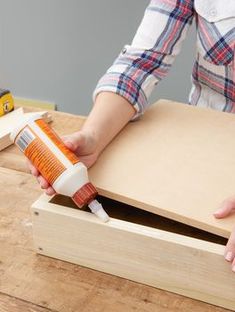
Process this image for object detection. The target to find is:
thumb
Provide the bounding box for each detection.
[214,196,235,219]
[62,132,85,152]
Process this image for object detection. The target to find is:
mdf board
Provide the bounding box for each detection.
[32,193,235,310]
[88,100,235,238]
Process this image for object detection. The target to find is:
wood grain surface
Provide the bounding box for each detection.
[0,292,53,312]
[0,167,231,312]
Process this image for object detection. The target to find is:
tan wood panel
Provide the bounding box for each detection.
[0,167,229,312]
[89,100,235,237]
[1,100,235,237]
[0,292,52,312]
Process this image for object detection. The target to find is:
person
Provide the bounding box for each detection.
[28,0,235,271]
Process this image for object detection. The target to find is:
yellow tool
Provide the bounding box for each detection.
[0,89,14,117]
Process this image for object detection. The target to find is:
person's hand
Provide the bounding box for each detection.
[214,197,235,272]
[27,129,99,196]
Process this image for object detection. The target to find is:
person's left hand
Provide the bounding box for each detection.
[214,196,235,272]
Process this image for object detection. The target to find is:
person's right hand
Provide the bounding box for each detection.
[27,128,99,196]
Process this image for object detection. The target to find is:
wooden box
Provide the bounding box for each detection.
[31,101,235,310]
[32,193,235,310]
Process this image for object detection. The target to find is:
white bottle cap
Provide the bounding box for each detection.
[88,199,110,222]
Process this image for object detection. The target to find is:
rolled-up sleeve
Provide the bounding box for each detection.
[93,0,194,119]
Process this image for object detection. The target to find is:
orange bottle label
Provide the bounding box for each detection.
[15,119,80,185]
[35,119,80,165]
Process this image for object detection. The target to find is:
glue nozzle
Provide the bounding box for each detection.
[88,199,110,222]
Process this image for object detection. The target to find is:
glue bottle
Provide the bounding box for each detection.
[10,113,109,222]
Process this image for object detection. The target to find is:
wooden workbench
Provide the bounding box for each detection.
[0,103,232,312]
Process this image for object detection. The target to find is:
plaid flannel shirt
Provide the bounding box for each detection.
[93,0,235,119]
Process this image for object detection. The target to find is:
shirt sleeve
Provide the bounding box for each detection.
[93,0,194,119]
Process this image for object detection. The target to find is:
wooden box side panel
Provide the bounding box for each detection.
[32,196,235,310]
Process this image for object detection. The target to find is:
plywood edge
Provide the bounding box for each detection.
[32,194,224,256]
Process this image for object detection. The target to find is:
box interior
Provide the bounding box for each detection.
[49,194,227,246]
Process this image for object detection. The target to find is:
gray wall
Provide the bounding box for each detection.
[0,0,196,115]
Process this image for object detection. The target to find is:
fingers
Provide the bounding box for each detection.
[28,161,54,198]
[214,196,235,219]
[62,132,86,152]
[36,175,56,195]
[27,159,39,177]
[45,186,56,196]
[37,175,50,189]
[214,197,235,272]
[224,229,235,272]
[27,153,56,196]
[232,256,235,273]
